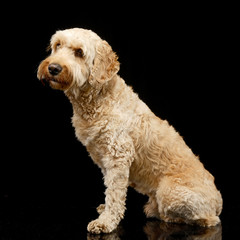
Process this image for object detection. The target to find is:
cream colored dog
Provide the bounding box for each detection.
[37,28,222,234]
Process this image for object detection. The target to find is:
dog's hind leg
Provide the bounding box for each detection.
[156,176,221,227]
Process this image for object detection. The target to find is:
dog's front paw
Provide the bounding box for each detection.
[87,218,115,234]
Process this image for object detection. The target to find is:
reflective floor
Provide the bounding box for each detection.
[88,221,222,240]
[1,200,238,240]
[0,212,222,240]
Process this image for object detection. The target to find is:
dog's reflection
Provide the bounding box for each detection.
[144,220,222,240]
[87,220,222,240]
[87,233,120,240]
[87,226,123,240]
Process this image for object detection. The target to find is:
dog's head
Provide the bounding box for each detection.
[37,28,120,91]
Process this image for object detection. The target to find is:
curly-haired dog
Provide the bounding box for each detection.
[37,28,222,234]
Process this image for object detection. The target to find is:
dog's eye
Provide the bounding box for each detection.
[75,48,84,58]
[56,43,61,49]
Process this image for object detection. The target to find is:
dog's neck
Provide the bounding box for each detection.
[65,75,121,122]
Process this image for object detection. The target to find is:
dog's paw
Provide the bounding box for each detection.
[87,219,115,234]
[96,204,105,214]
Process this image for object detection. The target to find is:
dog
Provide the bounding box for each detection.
[37,28,222,234]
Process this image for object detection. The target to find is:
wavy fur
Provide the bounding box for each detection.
[37,28,222,234]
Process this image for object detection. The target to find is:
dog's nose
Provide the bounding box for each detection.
[48,63,62,76]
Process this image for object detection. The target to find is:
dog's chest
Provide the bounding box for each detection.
[72,114,108,146]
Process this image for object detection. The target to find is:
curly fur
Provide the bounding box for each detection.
[37,28,223,234]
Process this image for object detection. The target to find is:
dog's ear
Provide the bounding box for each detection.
[89,40,120,87]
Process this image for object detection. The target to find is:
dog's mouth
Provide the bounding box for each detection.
[39,75,69,90]
[40,76,57,85]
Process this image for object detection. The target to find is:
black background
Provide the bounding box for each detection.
[0,2,238,239]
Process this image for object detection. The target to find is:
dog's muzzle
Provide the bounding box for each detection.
[38,63,62,86]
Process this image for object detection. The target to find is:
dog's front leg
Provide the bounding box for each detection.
[87,160,130,234]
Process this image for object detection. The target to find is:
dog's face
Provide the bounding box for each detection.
[37,28,119,91]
